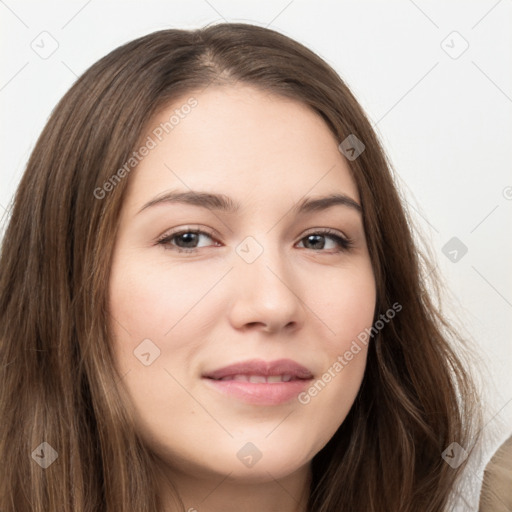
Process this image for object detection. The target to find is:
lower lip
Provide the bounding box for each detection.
[203,378,311,405]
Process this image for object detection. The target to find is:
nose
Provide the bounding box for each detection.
[226,239,306,335]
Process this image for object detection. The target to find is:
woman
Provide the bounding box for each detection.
[0,22,481,511]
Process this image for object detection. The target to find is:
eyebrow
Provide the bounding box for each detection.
[137,190,362,215]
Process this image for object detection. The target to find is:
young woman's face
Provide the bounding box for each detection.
[109,84,376,485]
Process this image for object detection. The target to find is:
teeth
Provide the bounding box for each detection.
[232,375,250,382]
[215,374,296,383]
[248,375,267,383]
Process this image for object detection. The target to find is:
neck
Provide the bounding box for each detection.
[157,460,312,512]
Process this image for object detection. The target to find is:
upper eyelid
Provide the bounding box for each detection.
[156,226,217,243]
[300,227,348,239]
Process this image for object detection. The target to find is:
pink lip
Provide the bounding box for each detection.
[202,358,314,405]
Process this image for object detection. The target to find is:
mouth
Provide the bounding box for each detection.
[202,358,314,405]
[209,374,302,383]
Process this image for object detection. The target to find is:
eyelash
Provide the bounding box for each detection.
[156,227,353,254]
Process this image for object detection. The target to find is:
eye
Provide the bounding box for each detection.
[156,227,353,254]
[296,229,353,252]
[156,228,220,253]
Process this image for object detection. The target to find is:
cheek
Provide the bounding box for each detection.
[296,262,375,440]
[308,260,376,349]
[107,255,213,448]
[107,252,231,408]
[108,252,227,342]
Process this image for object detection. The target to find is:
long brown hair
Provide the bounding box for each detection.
[0,22,481,511]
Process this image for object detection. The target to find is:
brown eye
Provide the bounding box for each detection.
[297,230,352,252]
[157,229,219,253]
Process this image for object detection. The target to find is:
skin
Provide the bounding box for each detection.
[108,84,376,512]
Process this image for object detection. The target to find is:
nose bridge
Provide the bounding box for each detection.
[235,233,289,289]
[229,232,304,331]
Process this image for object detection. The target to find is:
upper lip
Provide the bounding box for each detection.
[203,358,314,380]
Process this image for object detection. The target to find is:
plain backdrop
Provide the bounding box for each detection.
[1,0,511,509]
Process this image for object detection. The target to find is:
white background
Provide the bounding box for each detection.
[1,0,511,508]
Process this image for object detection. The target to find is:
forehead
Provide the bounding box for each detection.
[124,84,359,211]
